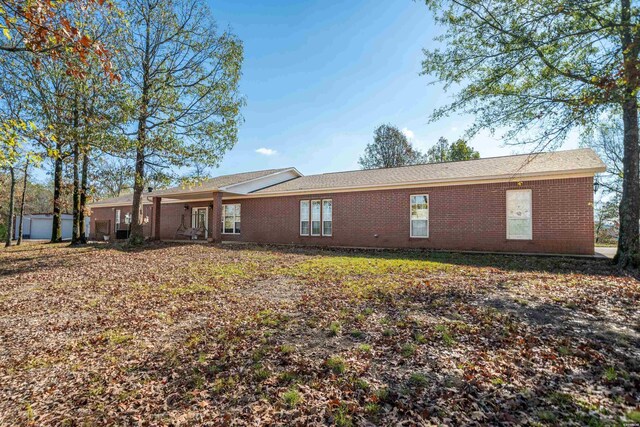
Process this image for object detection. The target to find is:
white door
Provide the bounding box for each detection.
[191,207,208,239]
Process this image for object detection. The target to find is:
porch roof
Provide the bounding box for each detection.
[89,167,298,207]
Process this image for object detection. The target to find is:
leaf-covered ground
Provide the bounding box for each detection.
[0,242,638,426]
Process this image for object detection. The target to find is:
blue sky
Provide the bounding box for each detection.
[208,0,580,177]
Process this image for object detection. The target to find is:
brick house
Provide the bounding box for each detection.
[89,148,606,255]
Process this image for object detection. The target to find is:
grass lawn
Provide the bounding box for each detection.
[0,242,638,426]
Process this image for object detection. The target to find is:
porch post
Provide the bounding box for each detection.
[212,192,222,243]
[152,196,162,240]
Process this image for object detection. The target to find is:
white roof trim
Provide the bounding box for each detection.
[218,167,302,193]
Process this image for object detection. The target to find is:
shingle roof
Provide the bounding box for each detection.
[89,149,605,206]
[90,168,292,206]
[253,148,605,194]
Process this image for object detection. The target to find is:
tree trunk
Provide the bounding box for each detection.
[615,0,640,268]
[615,98,640,267]
[71,141,80,244]
[79,150,89,244]
[51,151,63,243]
[129,17,151,245]
[5,166,16,248]
[130,146,146,243]
[17,160,29,246]
[71,97,81,245]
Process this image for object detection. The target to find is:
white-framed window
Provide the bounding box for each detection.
[410,195,429,238]
[124,212,131,225]
[322,199,332,236]
[222,204,241,234]
[300,200,310,236]
[311,200,321,236]
[115,209,121,232]
[506,189,532,240]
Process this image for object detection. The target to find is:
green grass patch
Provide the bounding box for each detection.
[282,387,302,408]
[354,378,370,390]
[603,366,617,381]
[279,344,296,354]
[401,343,417,357]
[278,371,298,384]
[357,343,372,353]
[374,388,390,402]
[626,411,640,423]
[102,329,134,346]
[328,321,342,336]
[408,373,428,388]
[333,403,353,427]
[435,324,454,346]
[326,356,346,374]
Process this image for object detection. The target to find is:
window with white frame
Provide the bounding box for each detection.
[222,204,241,234]
[300,200,310,235]
[124,212,131,225]
[410,195,429,238]
[311,200,321,236]
[322,199,332,236]
[506,189,532,239]
[115,209,121,232]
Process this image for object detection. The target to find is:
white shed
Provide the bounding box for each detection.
[14,214,90,240]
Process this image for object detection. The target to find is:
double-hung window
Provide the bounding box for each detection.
[322,199,332,236]
[222,204,241,234]
[506,189,532,239]
[300,198,332,237]
[311,200,321,236]
[410,195,429,238]
[300,201,310,235]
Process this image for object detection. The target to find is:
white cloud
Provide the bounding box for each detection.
[401,128,415,139]
[255,147,277,156]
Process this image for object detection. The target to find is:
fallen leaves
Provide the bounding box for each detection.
[0,242,638,425]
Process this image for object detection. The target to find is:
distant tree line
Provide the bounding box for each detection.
[359,124,480,170]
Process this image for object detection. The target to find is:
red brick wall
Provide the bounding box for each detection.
[89,204,153,238]
[90,177,595,254]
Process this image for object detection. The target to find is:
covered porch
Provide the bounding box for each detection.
[148,191,225,242]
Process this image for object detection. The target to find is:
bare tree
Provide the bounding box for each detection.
[122,0,244,243]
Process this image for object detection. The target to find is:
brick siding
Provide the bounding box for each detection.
[90,177,595,254]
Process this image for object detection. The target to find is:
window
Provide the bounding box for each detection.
[222,204,241,234]
[311,200,321,236]
[506,189,532,240]
[410,195,429,238]
[115,209,121,232]
[322,199,332,236]
[300,200,310,236]
[301,199,332,237]
[124,212,131,225]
